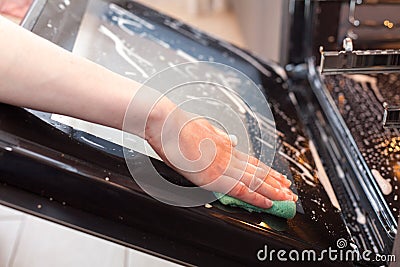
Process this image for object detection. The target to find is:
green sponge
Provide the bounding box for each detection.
[214,192,296,219]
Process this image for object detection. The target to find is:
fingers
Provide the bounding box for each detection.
[228,181,274,209]
[291,191,298,202]
[232,160,289,188]
[226,167,295,201]
[231,150,298,201]
[227,166,281,190]
[206,176,274,209]
[211,127,238,149]
[233,150,292,187]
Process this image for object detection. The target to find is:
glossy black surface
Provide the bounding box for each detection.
[0,104,347,266]
[0,0,355,266]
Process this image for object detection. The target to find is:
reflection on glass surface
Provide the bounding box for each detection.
[53,0,273,162]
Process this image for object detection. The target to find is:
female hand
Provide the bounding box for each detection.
[144,103,298,209]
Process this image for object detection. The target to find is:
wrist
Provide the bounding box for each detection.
[144,96,179,141]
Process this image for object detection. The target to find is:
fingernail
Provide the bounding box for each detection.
[229,134,238,147]
[280,179,291,188]
[283,188,292,194]
[265,198,273,208]
[293,194,298,202]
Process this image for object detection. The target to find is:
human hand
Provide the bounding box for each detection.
[145,103,298,209]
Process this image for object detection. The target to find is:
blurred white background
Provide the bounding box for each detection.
[136,0,289,63]
[1,0,289,63]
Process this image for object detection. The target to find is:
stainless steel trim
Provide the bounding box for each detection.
[320,49,400,74]
[21,0,47,29]
[309,57,398,238]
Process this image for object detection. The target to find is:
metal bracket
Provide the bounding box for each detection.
[320,39,400,128]
[320,39,400,75]
[383,102,400,128]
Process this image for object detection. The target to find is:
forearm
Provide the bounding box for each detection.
[0,17,297,208]
[0,15,173,137]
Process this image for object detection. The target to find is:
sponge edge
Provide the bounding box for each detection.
[214,193,296,219]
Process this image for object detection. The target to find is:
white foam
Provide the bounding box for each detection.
[371,169,393,195]
[309,141,341,210]
[355,207,366,224]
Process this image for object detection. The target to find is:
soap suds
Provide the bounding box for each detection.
[309,141,341,210]
[371,169,393,195]
[355,207,367,224]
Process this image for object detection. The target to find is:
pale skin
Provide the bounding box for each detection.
[0,15,297,209]
[0,0,31,22]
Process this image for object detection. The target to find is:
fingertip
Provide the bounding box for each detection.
[276,187,292,201]
[285,192,293,201]
[264,198,273,209]
[269,169,289,183]
[282,188,298,202]
[281,174,292,186]
[228,134,238,147]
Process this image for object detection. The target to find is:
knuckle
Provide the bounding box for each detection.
[232,182,247,197]
[276,190,287,199]
[249,176,262,191]
[248,156,259,166]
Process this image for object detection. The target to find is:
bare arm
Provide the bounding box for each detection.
[0,15,140,133]
[0,16,297,208]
